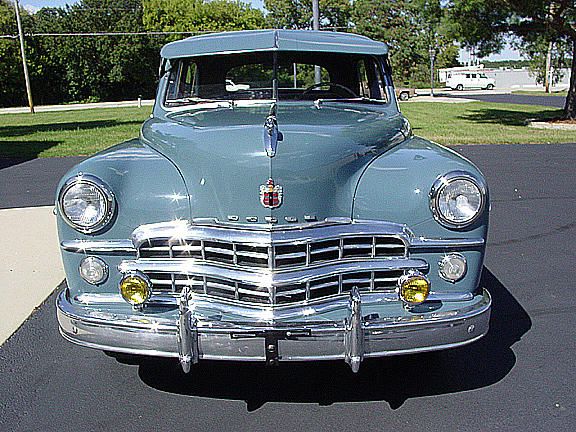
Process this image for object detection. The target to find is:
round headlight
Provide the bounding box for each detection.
[430,171,486,229]
[59,174,115,233]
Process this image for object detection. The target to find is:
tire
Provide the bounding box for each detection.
[399,92,410,101]
[486,84,494,90]
[456,84,464,91]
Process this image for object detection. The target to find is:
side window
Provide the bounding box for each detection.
[358,58,387,101]
[466,74,471,79]
[471,74,477,78]
[167,60,198,101]
[358,60,370,98]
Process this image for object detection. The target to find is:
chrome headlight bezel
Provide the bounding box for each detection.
[58,174,115,234]
[430,170,487,229]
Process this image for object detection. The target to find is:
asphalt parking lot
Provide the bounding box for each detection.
[1,143,575,431]
[444,92,567,108]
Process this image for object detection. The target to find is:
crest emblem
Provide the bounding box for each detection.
[260,178,283,209]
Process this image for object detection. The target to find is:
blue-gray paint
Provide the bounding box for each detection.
[56,30,489,316]
[161,30,389,59]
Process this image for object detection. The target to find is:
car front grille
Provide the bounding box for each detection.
[146,269,404,305]
[138,235,406,269]
[124,220,422,307]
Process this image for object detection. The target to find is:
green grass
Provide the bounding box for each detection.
[0,102,574,159]
[402,102,575,145]
[511,90,568,97]
[0,107,150,158]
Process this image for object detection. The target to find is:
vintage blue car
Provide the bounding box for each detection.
[56,30,490,373]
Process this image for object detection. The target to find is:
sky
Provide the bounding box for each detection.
[19,0,522,62]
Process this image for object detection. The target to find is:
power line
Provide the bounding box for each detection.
[0,30,211,38]
[0,27,350,39]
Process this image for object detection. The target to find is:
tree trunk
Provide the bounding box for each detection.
[564,39,576,120]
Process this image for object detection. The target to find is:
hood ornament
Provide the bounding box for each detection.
[263,103,283,158]
[260,178,283,209]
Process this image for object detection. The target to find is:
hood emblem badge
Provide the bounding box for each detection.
[260,178,283,209]
[263,104,283,157]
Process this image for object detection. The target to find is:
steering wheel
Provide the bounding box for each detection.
[302,81,358,98]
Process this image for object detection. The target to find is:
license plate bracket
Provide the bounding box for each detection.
[230,329,312,365]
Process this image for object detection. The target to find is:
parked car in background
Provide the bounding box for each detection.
[447,72,496,91]
[396,87,416,101]
[56,30,491,374]
[225,79,250,92]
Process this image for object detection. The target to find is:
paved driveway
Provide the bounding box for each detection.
[446,92,567,108]
[1,145,575,431]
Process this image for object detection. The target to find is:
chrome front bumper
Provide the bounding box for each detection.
[57,287,491,373]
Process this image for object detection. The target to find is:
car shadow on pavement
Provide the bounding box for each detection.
[135,266,531,411]
[458,108,562,126]
[0,120,141,138]
[0,142,63,164]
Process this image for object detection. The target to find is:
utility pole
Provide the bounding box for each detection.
[14,0,34,113]
[429,47,436,97]
[312,0,321,84]
[545,41,553,93]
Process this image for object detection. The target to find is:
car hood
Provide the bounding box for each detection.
[141,102,408,225]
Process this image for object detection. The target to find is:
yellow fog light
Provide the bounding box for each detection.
[119,272,151,306]
[399,272,430,305]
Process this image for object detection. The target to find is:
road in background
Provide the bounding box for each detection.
[0,157,84,209]
[0,100,154,115]
[1,144,575,431]
[438,91,567,108]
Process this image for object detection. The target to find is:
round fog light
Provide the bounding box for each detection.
[439,253,467,282]
[119,272,151,306]
[79,256,108,285]
[399,272,430,305]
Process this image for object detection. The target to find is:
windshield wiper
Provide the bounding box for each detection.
[165,97,230,107]
[313,97,387,108]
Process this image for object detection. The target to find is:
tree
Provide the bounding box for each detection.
[449,0,576,119]
[143,0,265,35]
[519,37,572,88]
[351,0,458,85]
[0,0,29,107]
[29,0,162,104]
[264,0,350,30]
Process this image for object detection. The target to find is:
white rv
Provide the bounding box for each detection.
[446,71,495,91]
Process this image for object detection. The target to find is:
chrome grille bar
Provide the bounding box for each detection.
[146,268,405,306]
[138,233,407,270]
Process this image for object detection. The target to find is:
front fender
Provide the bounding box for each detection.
[353,137,489,295]
[353,136,488,239]
[56,138,190,242]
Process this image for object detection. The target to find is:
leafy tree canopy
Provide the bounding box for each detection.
[448,0,576,118]
[143,0,265,34]
[264,0,350,30]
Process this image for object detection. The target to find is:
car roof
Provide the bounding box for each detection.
[161,29,389,59]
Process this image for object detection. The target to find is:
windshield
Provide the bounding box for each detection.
[164,51,391,107]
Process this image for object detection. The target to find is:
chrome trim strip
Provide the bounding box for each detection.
[409,237,485,250]
[118,258,428,286]
[61,239,136,254]
[72,289,474,318]
[131,219,409,249]
[60,236,484,256]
